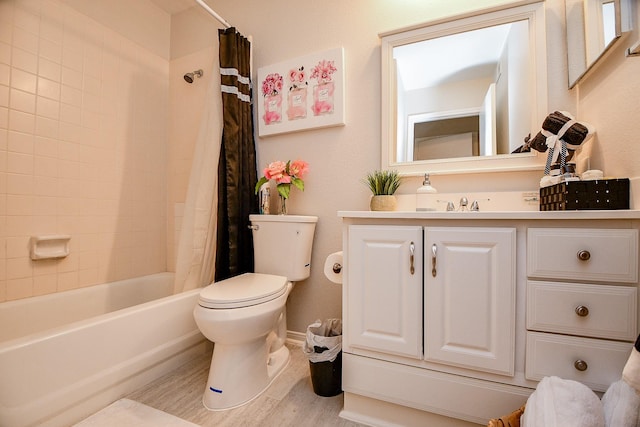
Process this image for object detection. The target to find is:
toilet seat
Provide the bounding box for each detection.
[198,273,289,309]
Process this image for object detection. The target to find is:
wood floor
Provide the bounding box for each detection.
[127,342,369,427]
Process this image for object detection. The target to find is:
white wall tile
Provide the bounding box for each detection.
[34,116,58,138]
[38,38,62,64]
[9,109,34,133]
[36,95,59,120]
[11,27,38,54]
[7,130,33,153]
[37,77,60,100]
[60,66,82,90]
[0,42,11,66]
[0,85,9,108]
[60,84,81,106]
[10,88,36,113]
[11,47,37,74]
[1,0,170,302]
[11,68,37,93]
[13,4,40,34]
[7,151,33,174]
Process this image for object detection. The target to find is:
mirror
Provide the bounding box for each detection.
[566,0,632,88]
[381,2,548,176]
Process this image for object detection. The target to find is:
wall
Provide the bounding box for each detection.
[0,0,169,302]
[576,2,640,180]
[3,0,636,338]
[193,0,637,335]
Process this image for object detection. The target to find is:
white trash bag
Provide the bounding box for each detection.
[302,318,342,363]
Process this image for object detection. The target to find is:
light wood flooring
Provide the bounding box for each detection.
[127,342,368,427]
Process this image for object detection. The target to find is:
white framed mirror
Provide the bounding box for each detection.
[566,0,632,88]
[381,1,548,176]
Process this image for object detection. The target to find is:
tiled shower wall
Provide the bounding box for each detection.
[0,0,169,302]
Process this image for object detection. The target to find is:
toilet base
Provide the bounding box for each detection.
[202,338,291,411]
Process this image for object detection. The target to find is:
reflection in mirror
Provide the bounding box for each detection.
[566,0,632,88]
[381,2,548,176]
[395,22,526,162]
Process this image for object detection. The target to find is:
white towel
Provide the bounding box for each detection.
[521,376,604,427]
[601,379,640,427]
[623,346,640,393]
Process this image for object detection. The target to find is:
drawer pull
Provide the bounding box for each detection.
[575,305,589,317]
[577,250,591,261]
[574,359,588,371]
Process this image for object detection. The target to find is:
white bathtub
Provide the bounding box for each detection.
[0,273,205,427]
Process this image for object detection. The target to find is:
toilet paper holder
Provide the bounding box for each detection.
[332,262,342,274]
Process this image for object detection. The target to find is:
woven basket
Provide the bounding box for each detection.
[487,404,525,427]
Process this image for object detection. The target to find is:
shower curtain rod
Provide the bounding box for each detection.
[194,0,231,29]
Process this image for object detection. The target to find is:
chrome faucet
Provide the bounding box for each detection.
[470,198,490,212]
[458,197,469,211]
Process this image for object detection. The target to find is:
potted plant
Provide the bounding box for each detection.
[364,170,401,211]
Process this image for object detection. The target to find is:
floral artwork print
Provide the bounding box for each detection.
[257,47,344,136]
[287,66,308,120]
[310,59,337,84]
[261,72,283,97]
[261,73,283,125]
[310,59,337,116]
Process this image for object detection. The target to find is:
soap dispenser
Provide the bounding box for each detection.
[416,173,438,211]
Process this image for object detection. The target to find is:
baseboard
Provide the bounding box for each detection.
[286,330,305,346]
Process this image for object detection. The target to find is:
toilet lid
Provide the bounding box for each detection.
[198,273,289,309]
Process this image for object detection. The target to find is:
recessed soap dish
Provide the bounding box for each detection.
[30,235,71,260]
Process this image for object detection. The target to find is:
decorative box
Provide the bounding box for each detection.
[539,178,630,211]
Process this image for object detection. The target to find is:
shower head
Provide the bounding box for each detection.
[184,69,203,83]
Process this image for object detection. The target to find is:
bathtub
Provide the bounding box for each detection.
[0,273,206,427]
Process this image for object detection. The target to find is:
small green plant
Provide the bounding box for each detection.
[363,170,401,195]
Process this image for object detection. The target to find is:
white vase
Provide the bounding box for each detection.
[370,195,397,211]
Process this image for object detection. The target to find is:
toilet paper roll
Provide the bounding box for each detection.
[323,251,343,284]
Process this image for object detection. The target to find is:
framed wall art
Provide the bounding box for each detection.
[257,47,345,137]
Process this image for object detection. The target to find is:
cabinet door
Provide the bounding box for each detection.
[347,225,423,359]
[424,227,516,376]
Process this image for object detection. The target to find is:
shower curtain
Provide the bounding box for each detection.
[174,28,256,292]
[215,28,258,281]
[173,54,223,293]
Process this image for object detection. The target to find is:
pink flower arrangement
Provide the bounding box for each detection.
[288,66,307,90]
[310,59,337,84]
[255,159,309,199]
[261,73,283,97]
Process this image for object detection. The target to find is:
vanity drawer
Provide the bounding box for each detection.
[525,332,632,392]
[526,281,637,341]
[527,228,638,283]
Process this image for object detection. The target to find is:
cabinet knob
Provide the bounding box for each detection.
[577,250,591,261]
[575,305,589,317]
[574,359,588,371]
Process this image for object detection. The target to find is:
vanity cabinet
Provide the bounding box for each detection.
[424,227,515,376]
[347,225,423,359]
[347,225,515,375]
[525,228,639,392]
[339,211,640,426]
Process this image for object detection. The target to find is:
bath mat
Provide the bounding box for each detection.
[73,398,200,427]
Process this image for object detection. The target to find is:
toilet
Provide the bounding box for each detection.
[193,214,318,411]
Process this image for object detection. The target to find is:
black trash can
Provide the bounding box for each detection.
[303,319,342,397]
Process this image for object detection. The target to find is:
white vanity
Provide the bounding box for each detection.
[338,210,640,425]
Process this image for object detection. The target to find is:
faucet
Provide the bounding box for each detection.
[470,198,490,212]
[458,197,469,211]
[437,200,456,211]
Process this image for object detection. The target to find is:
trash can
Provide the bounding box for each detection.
[302,319,342,397]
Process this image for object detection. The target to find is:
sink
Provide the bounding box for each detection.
[398,191,541,212]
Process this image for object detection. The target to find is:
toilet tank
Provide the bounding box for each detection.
[249,214,318,282]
